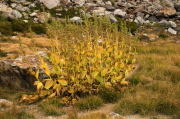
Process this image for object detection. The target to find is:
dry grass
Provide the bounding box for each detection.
[114,41,180,118]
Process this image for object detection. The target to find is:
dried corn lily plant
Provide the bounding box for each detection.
[20,15,137,105]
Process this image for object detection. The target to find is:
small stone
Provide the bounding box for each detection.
[168,28,177,35]
[159,20,169,27]
[135,16,144,24]
[168,21,177,28]
[40,0,60,9]
[113,9,126,17]
[108,14,118,23]
[69,16,83,23]
[11,10,22,19]
[30,12,37,17]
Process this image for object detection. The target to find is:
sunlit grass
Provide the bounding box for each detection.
[39,98,66,116]
[114,42,180,117]
[0,105,34,119]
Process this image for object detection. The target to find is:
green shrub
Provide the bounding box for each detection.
[0,21,13,36]
[155,101,179,115]
[158,33,168,39]
[76,96,103,111]
[0,37,12,42]
[0,49,7,57]
[113,99,136,115]
[98,90,121,103]
[12,20,29,33]
[31,23,46,34]
[39,98,65,116]
[128,77,141,85]
[116,17,139,33]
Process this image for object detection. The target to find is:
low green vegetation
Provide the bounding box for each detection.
[98,90,122,103]
[76,96,103,111]
[0,49,7,57]
[39,98,65,116]
[0,106,34,119]
[158,33,168,39]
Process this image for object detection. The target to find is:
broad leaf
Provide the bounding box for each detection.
[44,80,54,89]
[58,79,68,86]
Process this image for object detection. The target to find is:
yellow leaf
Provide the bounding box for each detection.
[53,84,60,90]
[68,88,74,94]
[86,75,92,84]
[92,71,99,78]
[101,68,108,76]
[70,75,75,81]
[48,92,56,98]
[120,63,125,69]
[59,58,65,65]
[97,52,101,59]
[58,79,68,86]
[30,95,39,101]
[125,70,129,77]
[121,80,129,85]
[80,71,87,79]
[53,66,61,75]
[95,76,103,85]
[56,88,60,96]
[44,68,51,77]
[106,57,112,63]
[34,81,39,85]
[115,75,123,81]
[115,62,119,68]
[35,69,39,79]
[37,81,43,92]
[107,47,113,53]
[21,94,29,100]
[132,58,136,64]
[44,80,54,89]
[40,58,51,76]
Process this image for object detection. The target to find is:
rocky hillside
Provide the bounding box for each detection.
[0,0,179,34]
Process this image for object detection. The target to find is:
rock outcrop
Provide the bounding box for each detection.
[0,52,48,90]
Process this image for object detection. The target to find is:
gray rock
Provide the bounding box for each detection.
[11,10,22,19]
[135,16,145,24]
[0,52,50,90]
[168,27,177,35]
[113,9,126,17]
[175,2,180,12]
[159,20,169,26]
[11,3,17,8]
[15,4,25,11]
[93,7,111,16]
[144,20,150,24]
[168,21,177,28]
[69,16,83,23]
[84,3,97,7]
[105,1,112,6]
[0,99,13,105]
[108,14,118,23]
[40,0,60,9]
[148,16,159,22]
[136,12,144,18]
[30,12,37,17]
[29,3,36,8]
[73,0,85,6]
